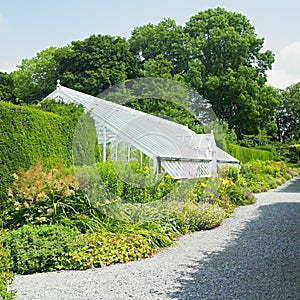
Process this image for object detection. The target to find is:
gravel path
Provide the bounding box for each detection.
[13,177,300,300]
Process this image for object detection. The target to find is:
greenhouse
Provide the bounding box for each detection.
[46,83,239,179]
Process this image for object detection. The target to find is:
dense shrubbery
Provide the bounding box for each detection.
[0,159,298,283]
[228,144,274,162]
[164,202,226,233]
[0,101,83,200]
[57,232,154,271]
[239,160,297,193]
[96,161,176,203]
[0,230,15,299]
[3,225,83,274]
[1,161,98,231]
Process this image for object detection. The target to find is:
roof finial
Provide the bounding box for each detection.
[57,79,61,88]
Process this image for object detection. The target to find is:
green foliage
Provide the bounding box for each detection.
[4,225,154,274]
[239,160,298,193]
[276,82,300,143]
[282,144,300,165]
[0,230,16,299]
[0,72,16,103]
[184,8,278,138]
[2,159,297,276]
[2,161,98,231]
[11,47,58,103]
[193,170,256,217]
[57,231,154,270]
[129,18,190,75]
[56,35,140,96]
[35,98,84,128]
[95,161,176,203]
[228,144,273,163]
[238,130,273,148]
[3,224,84,274]
[129,8,280,139]
[165,202,226,234]
[0,101,83,203]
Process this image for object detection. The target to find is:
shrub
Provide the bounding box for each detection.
[95,161,176,203]
[0,230,16,299]
[239,160,298,193]
[2,161,100,230]
[57,232,154,270]
[4,225,155,274]
[4,224,84,275]
[165,202,227,234]
[228,144,273,163]
[192,171,256,216]
[0,101,83,200]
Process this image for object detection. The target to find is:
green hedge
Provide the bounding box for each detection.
[0,230,15,299]
[0,101,77,200]
[228,144,273,163]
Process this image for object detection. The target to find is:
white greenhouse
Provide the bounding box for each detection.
[46,83,239,179]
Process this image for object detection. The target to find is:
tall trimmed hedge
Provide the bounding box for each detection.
[0,101,78,200]
[228,144,273,163]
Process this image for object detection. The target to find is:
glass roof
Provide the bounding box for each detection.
[46,84,239,178]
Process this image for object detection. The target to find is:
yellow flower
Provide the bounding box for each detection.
[222,179,233,185]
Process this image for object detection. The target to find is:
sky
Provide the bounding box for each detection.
[0,0,299,89]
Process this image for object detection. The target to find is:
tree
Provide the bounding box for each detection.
[276,82,300,142]
[185,8,278,137]
[129,18,191,76]
[11,47,58,103]
[129,9,278,138]
[56,34,140,96]
[0,72,16,103]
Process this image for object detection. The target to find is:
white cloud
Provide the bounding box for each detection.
[267,42,300,88]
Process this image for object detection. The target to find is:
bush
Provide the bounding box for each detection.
[239,160,298,193]
[0,230,15,299]
[192,171,256,216]
[57,232,154,270]
[0,101,83,200]
[165,202,227,234]
[4,224,155,274]
[4,224,84,274]
[228,144,273,163]
[95,161,176,203]
[2,161,99,231]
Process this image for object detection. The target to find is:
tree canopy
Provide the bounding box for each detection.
[11,47,58,103]
[1,7,298,143]
[276,82,300,143]
[0,72,15,103]
[184,8,277,137]
[56,35,140,96]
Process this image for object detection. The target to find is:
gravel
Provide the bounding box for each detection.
[12,177,300,300]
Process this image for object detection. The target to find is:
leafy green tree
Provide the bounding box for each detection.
[129,18,190,76]
[11,47,58,103]
[56,34,140,96]
[0,71,16,103]
[276,82,300,142]
[184,8,278,137]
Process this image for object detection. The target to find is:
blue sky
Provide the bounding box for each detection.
[0,0,299,88]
